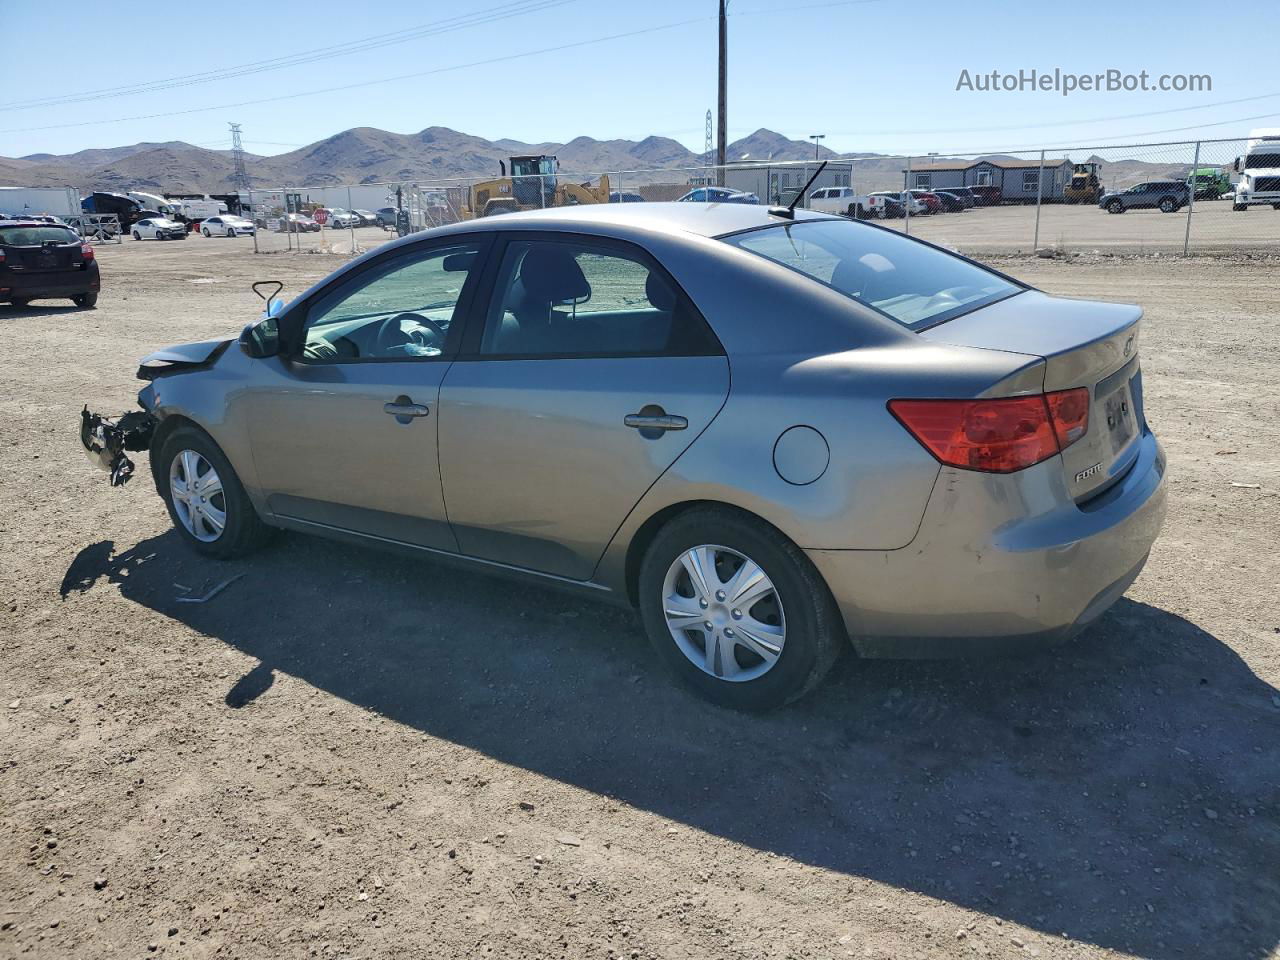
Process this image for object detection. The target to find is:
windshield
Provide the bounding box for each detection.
[0,225,79,246]
[1244,152,1280,170]
[723,219,1021,330]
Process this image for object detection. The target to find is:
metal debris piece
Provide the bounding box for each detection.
[175,574,245,604]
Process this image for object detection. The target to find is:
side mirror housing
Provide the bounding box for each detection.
[239,316,280,359]
[1233,158,1240,173]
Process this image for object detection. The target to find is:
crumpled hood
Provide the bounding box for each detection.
[136,338,231,380]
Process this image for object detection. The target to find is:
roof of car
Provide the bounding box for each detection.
[442,202,832,239]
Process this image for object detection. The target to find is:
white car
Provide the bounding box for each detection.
[201,216,256,238]
[132,217,187,241]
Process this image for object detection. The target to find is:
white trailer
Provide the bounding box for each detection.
[126,191,181,219]
[0,187,81,220]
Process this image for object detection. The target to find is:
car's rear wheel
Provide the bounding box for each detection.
[159,427,269,559]
[638,508,844,710]
[133,231,142,240]
[73,293,97,308]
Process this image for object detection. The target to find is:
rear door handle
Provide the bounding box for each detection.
[384,396,430,423]
[624,413,688,432]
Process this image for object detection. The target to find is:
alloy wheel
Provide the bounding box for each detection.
[169,449,227,542]
[662,544,786,682]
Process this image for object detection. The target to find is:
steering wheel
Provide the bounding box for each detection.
[374,312,447,353]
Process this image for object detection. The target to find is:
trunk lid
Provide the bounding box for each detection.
[920,290,1145,501]
[3,240,81,273]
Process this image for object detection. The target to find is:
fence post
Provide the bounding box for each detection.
[249,189,258,254]
[1183,140,1201,257]
[347,186,355,253]
[1033,149,1045,252]
[904,155,911,234]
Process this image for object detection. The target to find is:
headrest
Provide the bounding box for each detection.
[645,271,677,311]
[519,246,590,303]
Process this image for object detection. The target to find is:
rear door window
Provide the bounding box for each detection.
[477,238,720,358]
[723,219,1022,330]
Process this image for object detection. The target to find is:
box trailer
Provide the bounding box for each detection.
[0,187,81,220]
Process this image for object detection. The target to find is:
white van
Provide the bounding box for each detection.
[1232,129,1280,211]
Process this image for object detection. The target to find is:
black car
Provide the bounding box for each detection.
[0,220,100,308]
[933,191,968,212]
[1099,181,1190,214]
[938,187,977,208]
[877,195,907,219]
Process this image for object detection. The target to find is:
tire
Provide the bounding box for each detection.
[10,297,31,308]
[1159,197,1177,213]
[158,426,270,559]
[637,507,845,710]
[72,293,97,308]
[1233,203,1247,212]
[202,228,211,237]
[226,228,236,238]
[1273,204,1280,211]
[133,231,142,240]
[1107,200,1124,214]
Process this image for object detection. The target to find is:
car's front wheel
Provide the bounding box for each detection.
[638,508,844,710]
[1159,197,1178,213]
[226,228,236,238]
[72,293,97,308]
[159,427,269,559]
[1107,200,1124,214]
[133,231,142,240]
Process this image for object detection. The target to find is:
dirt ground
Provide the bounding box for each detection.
[2,236,1278,960]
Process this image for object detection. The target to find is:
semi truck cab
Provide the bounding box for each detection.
[1233,129,1280,211]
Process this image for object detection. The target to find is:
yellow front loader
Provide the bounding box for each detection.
[460,155,611,218]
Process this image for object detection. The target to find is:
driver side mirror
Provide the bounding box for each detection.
[239,316,280,359]
[1233,158,1240,173]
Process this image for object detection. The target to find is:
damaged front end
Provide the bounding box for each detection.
[80,406,156,487]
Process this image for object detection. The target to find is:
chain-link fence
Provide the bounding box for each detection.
[246,137,1277,258]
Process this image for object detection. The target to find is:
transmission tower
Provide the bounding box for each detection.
[229,122,250,191]
[704,109,713,167]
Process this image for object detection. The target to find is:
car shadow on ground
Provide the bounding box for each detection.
[65,531,1280,960]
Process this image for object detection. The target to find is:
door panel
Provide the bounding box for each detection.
[246,361,456,550]
[438,356,729,579]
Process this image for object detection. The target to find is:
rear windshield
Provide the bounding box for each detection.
[723,219,1021,330]
[0,225,79,246]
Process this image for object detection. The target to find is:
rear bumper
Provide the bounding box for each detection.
[1,263,100,300]
[807,429,1167,658]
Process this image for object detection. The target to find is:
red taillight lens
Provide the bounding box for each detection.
[81,243,94,261]
[1045,387,1089,449]
[889,396,1060,473]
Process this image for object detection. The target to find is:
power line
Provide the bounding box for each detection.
[0,17,708,135]
[0,0,577,113]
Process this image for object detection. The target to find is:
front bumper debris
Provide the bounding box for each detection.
[80,406,156,486]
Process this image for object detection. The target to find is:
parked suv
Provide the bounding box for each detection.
[0,219,100,308]
[1099,181,1190,214]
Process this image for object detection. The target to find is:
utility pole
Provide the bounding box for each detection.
[716,0,727,186]
[810,134,825,160]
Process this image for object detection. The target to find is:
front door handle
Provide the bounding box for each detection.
[384,395,430,424]
[624,411,688,433]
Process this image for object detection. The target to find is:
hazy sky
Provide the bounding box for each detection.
[2,0,1271,159]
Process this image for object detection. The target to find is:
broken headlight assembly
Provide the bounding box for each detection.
[80,406,156,487]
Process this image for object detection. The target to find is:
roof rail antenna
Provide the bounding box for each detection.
[770,160,828,220]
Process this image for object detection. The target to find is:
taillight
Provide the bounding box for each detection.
[81,243,94,261]
[889,395,1060,473]
[1044,387,1089,449]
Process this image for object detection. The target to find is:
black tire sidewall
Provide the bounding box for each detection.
[158,427,261,559]
[638,510,840,710]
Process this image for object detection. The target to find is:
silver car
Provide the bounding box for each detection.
[82,204,1167,709]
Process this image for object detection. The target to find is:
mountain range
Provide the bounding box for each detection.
[1,126,1195,195]
[0,127,839,193]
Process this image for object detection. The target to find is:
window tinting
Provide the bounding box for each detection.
[479,239,716,357]
[0,225,80,246]
[724,219,1021,330]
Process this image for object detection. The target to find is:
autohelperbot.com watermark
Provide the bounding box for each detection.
[956,68,1212,96]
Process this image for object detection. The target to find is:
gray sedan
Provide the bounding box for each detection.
[82,204,1166,709]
